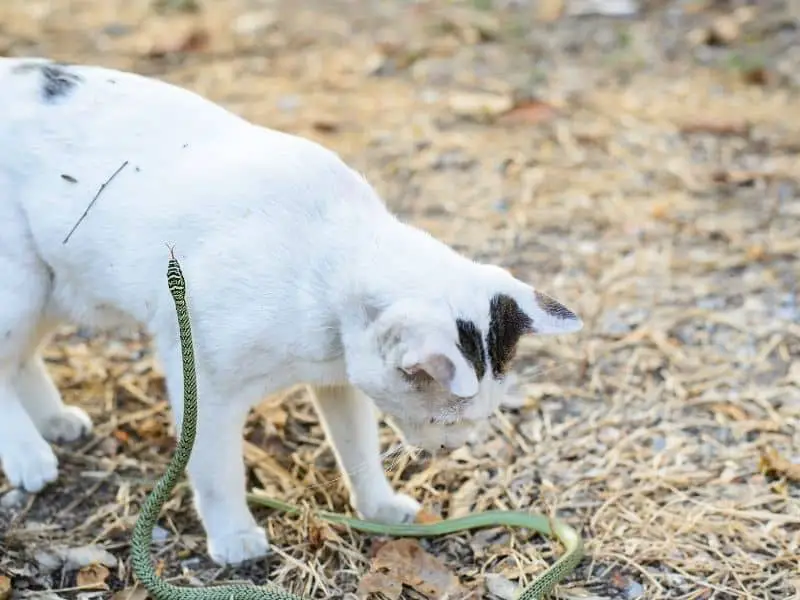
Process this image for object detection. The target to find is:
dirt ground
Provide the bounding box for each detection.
[1,0,799,599]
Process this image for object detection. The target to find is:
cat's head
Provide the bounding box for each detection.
[343,264,582,453]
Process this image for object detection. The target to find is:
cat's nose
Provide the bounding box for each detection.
[434,444,451,458]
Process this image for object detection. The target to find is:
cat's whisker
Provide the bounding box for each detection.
[298,444,406,493]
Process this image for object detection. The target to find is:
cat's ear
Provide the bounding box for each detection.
[489,288,581,342]
[524,290,583,335]
[400,344,479,398]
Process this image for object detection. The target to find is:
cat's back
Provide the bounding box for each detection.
[0,57,246,173]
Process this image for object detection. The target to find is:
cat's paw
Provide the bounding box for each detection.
[1,438,58,493]
[39,406,93,443]
[207,526,270,566]
[358,492,422,525]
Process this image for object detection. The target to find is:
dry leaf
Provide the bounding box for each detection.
[357,538,463,600]
[745,245,766,262]
[76,564,110,590]
[146,26,210,58]
[449,92,514,120]
[112,588,149,600]
[680,119,749,136]
[312,119,339,134]
[650,202,669,220]
[710,403,749,421]
[536,0,565,22]
[706,15,740,45]
[484,573,519,600]
[496,99,558,126]
[415,508,443,524]
[760,447,800,482]
[449,479,480,518]
[357,572,403,600]
[307,520,333,552]
[0,575,11,600]
[134,417,165,439]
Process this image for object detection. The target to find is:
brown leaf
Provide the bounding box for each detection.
[358,538,463,599]
[76,564,110,590]
[760,447,800,482]
[146,26,210,59]
[680,119,749,136]
[535,0,565,22]
[497,99,558,126]
[0,575,11,600]
[706,15,740,46]
[414,508,443,524]
[357,572,403,600]
[134,417,166,439]
[111,588,149,600]
[312,119,339,134]
[449,92,514,120]
[745,244,766,262]
[710,403,749,421]
[307,519,333,552]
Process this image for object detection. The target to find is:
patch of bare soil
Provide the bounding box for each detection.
[1,1,799,598]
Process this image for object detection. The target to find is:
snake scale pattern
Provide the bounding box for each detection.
[129,251,584,599]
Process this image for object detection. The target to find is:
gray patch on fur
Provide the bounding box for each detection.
[12,60,82,103]
[534,290,578,321]
[487,294,532,378]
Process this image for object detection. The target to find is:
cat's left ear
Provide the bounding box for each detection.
[522,290,583,335]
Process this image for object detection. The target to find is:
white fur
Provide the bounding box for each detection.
[0,58,582,565]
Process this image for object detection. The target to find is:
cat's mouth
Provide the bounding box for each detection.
[392,417,482,454]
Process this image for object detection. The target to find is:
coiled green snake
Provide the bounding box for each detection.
[129,251,584,599]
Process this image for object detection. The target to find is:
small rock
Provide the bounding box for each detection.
[34,551,63,573]
[568,0,639,17]
[448,92,513,119]
[625,579,645,599]
[485,573,519,600]
[1,489,27,509]
[34,546,117,574]
[707,15,740,46]
[151,526,170,544]
[276,95,301,112]
[101,23,133,37]
[180,557,201,569]
[0,575,11,600]
[232,11,276,37]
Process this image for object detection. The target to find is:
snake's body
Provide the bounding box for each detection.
[130,253,584,599]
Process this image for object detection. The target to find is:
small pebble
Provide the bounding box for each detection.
[625,579,645,599]
[1,489,27,509]
[152,526,170,544]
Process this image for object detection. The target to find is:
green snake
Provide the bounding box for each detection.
[130,251,584,599]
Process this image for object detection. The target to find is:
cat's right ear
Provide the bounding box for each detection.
[400,343,479,399]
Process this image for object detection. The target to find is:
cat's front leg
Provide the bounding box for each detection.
[160,343,269,566]
[311,384,421,524]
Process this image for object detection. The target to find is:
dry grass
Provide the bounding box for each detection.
[1,1,799,599]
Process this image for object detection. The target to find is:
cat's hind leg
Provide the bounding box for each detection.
[0,256,61,492]
[311,384,421,524]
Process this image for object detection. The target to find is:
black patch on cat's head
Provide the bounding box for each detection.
[534,290,578,321]
[456,319,486,381]
[487,294,533,378]
[12,61,82,103]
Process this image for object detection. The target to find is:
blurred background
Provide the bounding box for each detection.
[1,1,799,599]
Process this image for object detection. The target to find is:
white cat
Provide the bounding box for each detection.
[0,57,582,565]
